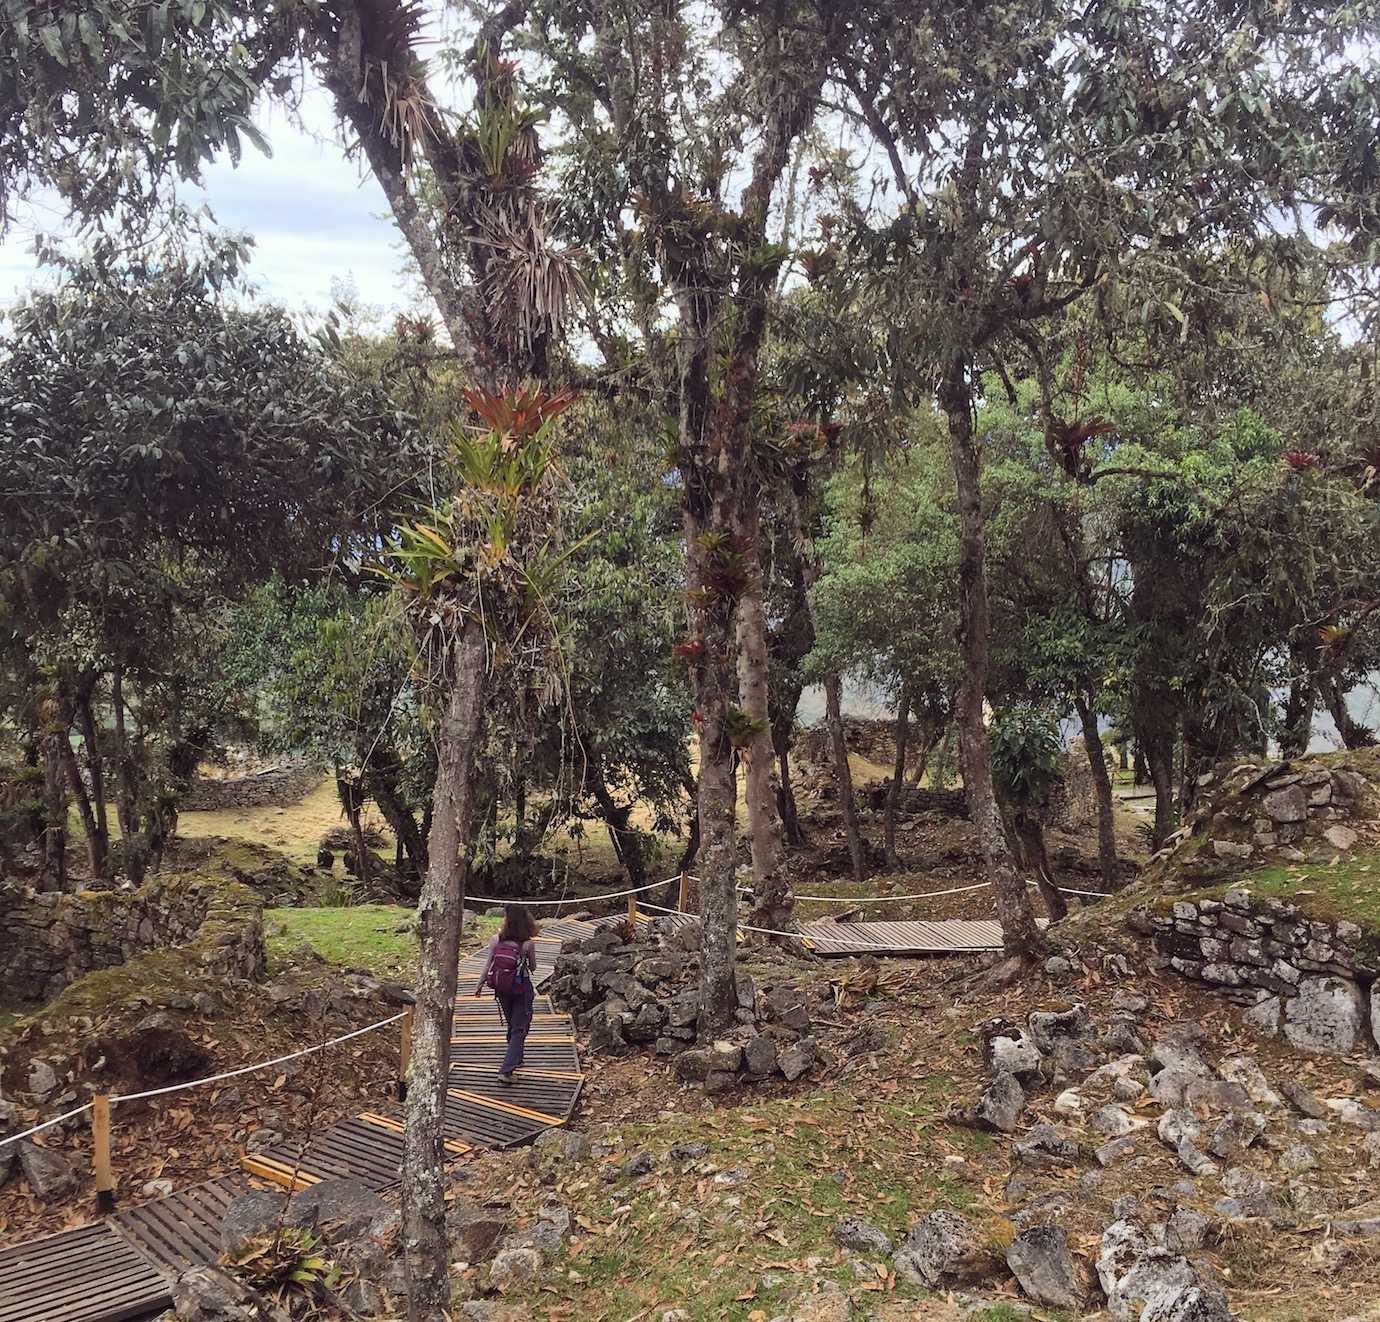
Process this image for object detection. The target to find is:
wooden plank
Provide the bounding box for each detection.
[0,1223,170,1322]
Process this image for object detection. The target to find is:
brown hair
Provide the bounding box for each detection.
[499,903,538,944]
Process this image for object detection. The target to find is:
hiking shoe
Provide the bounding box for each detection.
[497,1071,514,1085]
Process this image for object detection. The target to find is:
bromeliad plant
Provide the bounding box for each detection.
[376,383,581,677]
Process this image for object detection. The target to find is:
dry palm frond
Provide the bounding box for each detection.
[474,202,587,353]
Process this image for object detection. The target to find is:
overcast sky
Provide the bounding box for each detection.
[0,83,425,324]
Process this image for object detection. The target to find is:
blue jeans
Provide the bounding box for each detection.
[498,983,534,1074]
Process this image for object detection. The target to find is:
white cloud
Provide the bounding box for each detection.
[0,82,428,325]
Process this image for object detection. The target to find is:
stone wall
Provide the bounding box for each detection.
[1131,890,1378,1056]
[0,873,266,1005]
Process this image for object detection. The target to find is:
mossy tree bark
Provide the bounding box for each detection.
[402,618,487,1322]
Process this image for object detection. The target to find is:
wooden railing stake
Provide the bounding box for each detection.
[92,1094,115,1213]
[398,1006,414,1102]
[626,890,637,931]
[678,871,690,912]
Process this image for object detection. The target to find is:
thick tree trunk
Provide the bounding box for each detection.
[884,686,911,865]
[1141,721,1177,849]
[941,355,1045,958]
[337,770,374,892]
[824,673,865,884]
[738,500,794,937]
[586,754,648,890]
[1012,809,1068,921]
[403,620,488,1322]
[38,707,67,893]
[676,770,701,886]
[1074,692,1119,888]
[1321,674,1376,750]
[770,681,807,846]
[370,766,428,888]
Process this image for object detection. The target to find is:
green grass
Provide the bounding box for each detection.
[265,905,503,979]
[1243,845,1380,929]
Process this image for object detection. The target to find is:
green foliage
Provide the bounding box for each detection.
[990,705,1063,811]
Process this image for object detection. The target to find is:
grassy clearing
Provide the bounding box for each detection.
[465,1043,1021,1322]
[266,905,502,979]
[1242,844,1380,930]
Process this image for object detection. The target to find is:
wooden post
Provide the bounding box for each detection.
[626,891,637,931]
[92,1094,114,1213]
[397,1007,414,1102]
[678,871,690,912]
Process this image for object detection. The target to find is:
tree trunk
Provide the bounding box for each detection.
[1073,691,1119,888]
[403,620,488,1322]
[676,769,701,885]
[824,673,865,884]
[586,754,648,890]
[1118,741,1129,773]
[738,500,794,936]
[1141,721,1177,849]
[1013,809,1067,922]
[338,769,374,893]
[1321,674,1376,750]
[38,703,67,893]
[57,730,102,879]
[941,354,1045,958]
[884,686,911,865]
[688,542,741,1036]
[371,764,428,887]
[76,684,110,874]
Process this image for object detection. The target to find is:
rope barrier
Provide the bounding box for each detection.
[733,879,1111,903]
[0,1103,94,1151]
[462,874,690,910]
[109,1011,408,1104]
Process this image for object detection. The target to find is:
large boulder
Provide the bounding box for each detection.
[1007,1224,1092,1310]
[1283,977,1365,1055]
[17,1141,76,1201]
[487,1246,542,1294]
[172,1266,289,1321]
[447,1203,509,1260]
[892,1210,994,1288]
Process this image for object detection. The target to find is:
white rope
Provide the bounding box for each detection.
[734,879,1110,903]
[109,1011,407,1104]
[0,1103,94,1151]
[462,875,688,910]
[740,880,995,903]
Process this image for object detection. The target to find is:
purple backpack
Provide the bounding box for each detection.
[486,940,525,994]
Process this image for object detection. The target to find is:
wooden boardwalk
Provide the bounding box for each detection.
[0,922,589,1322]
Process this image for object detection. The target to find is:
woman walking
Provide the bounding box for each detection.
[474,904,538,1083]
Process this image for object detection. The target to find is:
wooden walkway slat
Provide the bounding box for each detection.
[0,1223,170,1322]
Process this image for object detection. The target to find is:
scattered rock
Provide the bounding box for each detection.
[974,1071,1025,1134]
[622,1151,657,1178]
[448,1203,508,1260]
[17,1141,77,1201]
[1014,1122,1079,1168]
[1053,1088,1085,1120]
[1096,1136,1139,1167]
[1207,1111,1265,1160]
[669,1141,709,1162]
[143,1178,176,1199]
[832,1216,893,1256]
[1279,1079,1328,1120]
[892,1210,994,1288]
[1090,1104,1143,1137]
[1006,1225,1091,1309]
[778,1038,818,1082]
[988,1029,1042,1079]
[528,1127,591,1170]
[1165,1207,1214,1253]
[26,1060,58,1101]
[487,1247,542,1294]
[1278,1143,1317,1175]
[1283,977,1364,1055]
[1217,1056,1281,1108]
[172,1265,289,1321]
[1325,1098,1380,1131]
